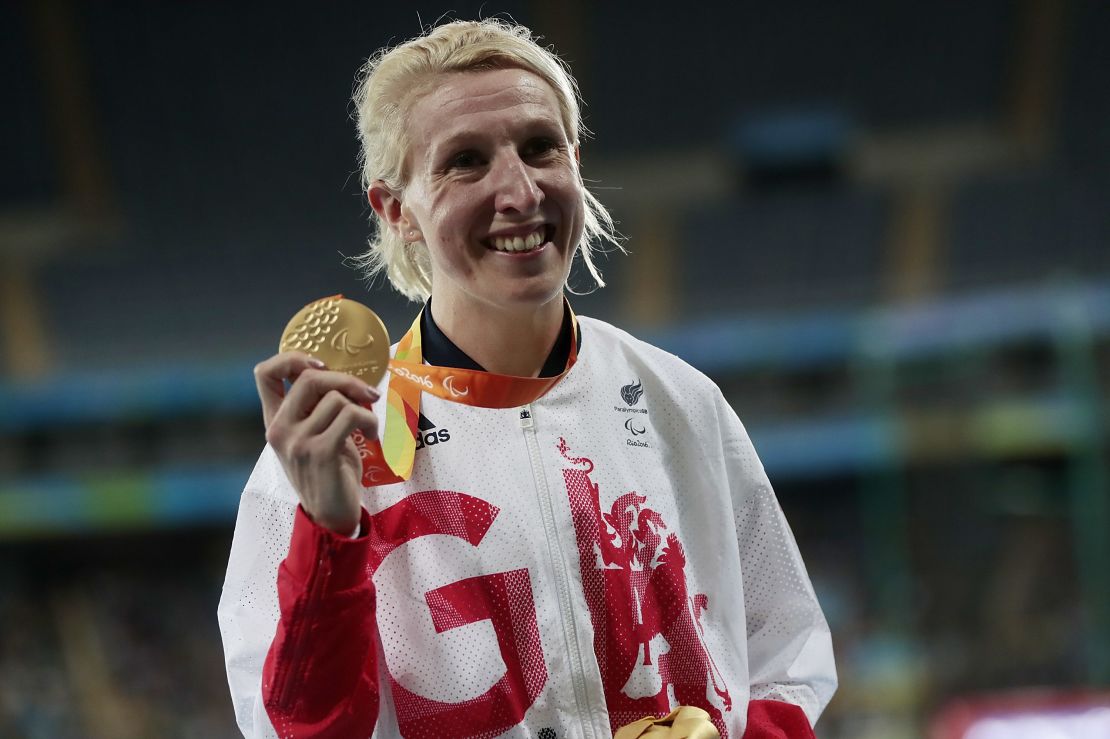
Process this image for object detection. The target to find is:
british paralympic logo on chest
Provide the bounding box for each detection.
[615,380,648,415]
[621,380,645,406]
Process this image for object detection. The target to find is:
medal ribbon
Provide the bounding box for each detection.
[355,304,579,487]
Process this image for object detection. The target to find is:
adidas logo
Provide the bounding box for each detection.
[415,412,451,450]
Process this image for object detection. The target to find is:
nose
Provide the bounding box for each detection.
[491,151,543,215]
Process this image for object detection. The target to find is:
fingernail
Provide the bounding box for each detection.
[308,358,326,369]
[366,386,380,400]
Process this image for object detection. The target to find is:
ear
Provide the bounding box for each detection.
[574,144,580,164]
[368,180,422,243]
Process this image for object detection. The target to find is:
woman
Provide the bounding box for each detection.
[219,19,836,739]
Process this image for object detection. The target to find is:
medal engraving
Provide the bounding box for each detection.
[279,296,391,385]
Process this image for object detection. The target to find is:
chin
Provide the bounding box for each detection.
[506,277,566,305]
[473,285,559,317]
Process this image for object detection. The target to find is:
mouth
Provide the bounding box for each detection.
[484,224,554,254]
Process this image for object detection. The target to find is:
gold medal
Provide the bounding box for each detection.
[279,295,391,385]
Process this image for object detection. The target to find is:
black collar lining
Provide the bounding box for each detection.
[420,299,579,378]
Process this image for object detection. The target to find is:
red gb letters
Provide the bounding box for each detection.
[366,491,547,738]
[359,444,732,739]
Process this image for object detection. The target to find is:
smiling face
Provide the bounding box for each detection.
[373,67,586,317]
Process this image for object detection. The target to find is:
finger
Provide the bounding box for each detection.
[299,389,355,438]
[254,352,327,427]
[270,390,350,458]
[279,368,380,424]
[317,403,379,455]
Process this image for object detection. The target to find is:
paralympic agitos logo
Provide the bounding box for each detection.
[624,417,646,436]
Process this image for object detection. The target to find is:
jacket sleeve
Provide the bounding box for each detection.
[217,447,380,738]
[716,393,838,733]
[743,699,819,738]
[261,505,378,738]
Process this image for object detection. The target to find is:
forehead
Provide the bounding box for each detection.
[407,68,566,150]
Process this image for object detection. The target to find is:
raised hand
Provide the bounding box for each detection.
[254,352,380,534]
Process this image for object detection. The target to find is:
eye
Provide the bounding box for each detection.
[447,150,483,169]
[522,137,560,158]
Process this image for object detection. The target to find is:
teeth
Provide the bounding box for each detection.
[490,228,546,252]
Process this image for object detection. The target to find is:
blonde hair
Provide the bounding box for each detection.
[350,18,620,302]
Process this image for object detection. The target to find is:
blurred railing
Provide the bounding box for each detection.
[2,278,1107,522]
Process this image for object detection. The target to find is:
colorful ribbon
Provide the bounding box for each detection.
[354,303,579,487]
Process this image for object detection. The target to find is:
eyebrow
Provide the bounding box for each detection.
[426,112,566,162]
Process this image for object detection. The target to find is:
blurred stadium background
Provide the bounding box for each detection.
[2,1,1109,737]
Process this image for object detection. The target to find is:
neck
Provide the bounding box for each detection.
[430,294,565,377]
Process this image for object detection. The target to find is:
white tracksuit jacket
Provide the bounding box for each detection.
[218,316,837,739]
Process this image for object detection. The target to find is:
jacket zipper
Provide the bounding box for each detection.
[520,403,599,739]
